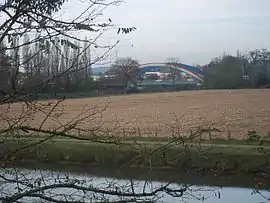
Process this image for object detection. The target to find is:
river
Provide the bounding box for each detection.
[0,167,269,203]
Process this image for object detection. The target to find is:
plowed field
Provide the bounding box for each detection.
[6,89,270,139]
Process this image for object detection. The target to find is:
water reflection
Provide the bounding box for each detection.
[0,168,269,203]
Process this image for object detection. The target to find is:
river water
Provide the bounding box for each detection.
[0,167,269,203]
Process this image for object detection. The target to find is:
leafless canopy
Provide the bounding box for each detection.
[165,57,181,84]
[0,1,199,203]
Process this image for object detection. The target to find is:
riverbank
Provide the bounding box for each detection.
[2,137,270,187]
[13,161,269,190]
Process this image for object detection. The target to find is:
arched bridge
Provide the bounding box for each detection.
[138,63,204,82]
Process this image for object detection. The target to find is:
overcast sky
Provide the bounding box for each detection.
[67,0,270,65]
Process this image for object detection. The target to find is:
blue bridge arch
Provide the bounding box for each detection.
[138,63,204,82]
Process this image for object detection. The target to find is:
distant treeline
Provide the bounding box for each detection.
[1,35,270,101]
[203,50,270,89]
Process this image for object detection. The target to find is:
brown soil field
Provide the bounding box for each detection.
[4,89,270,139]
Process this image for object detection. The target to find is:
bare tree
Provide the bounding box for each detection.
[245,49,270,86]
[0,43,12,94]
[166,57,181,85]
[0,1,200,203]
[107,57,140,92]
[81,37,93,79]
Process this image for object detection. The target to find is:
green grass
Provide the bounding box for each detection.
[4,134,270,145]
[2,137,270,173]
[1,137,270,189]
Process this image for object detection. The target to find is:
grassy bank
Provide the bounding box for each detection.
[2,138,270,173]
[2,137,269,189]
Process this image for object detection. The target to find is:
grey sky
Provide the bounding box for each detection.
[100,0,270,65]
[46,0,270,65]
[2,0,269,65]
